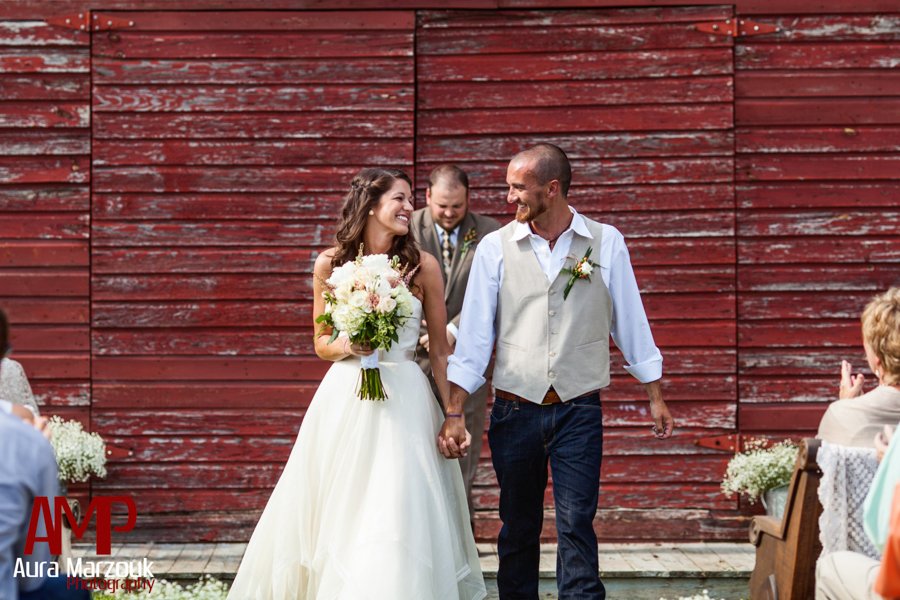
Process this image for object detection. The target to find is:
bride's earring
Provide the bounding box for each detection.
[368,209,374,216]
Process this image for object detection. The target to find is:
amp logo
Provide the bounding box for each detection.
[26,496,137,555]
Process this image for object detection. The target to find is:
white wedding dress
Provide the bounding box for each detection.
[227,297,486,600]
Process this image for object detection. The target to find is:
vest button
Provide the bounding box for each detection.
[548,371,556,379]
[549,351,557,357]
[549,310,556,316]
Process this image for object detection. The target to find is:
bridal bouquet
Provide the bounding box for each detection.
[316,252,417,400]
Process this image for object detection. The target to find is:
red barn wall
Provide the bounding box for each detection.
[1,2,897,543]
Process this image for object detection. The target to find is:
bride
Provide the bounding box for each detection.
[227,168,487,600]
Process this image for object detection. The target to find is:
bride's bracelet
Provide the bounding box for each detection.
[341,337,351,355]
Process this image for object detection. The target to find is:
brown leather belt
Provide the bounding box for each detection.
[495,387,597,406]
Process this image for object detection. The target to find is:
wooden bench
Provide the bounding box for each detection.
[748,438,822,600]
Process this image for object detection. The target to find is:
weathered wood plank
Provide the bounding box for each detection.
[92,274,312,300]
[0,215,89,239]
[0,156,89,183]
[92,112,414,139]
[418,48,733,81]
[92,221,330,246]
[92,140,411,167]
[29,382,90,407]
[738,320,860,347]
[735,71,900,98]
[739,238,900,264]
[9,326,89,351]
[92,166,368,193]
[738,291,875,319]
[15,354,90,379]
[736,43,900,70]
[0,102,89,127]
[418,77,732,109]
[0,187,89,211]
[0,21,88,46]
[738,210,900,236]
[417,23,731,54]
[93,32,414,59]
[0,298,89,323]
[0,130,90,155]
[739,403,827,431]
[91,301,307,327]
[91,192,347,220]
[93,84,413,112]
[0,74,90,100]
[737,182,900,208]
[737,154,900,181]
[104,10,415,31]
[92,57,414,84]
[418,132,734,161]
[0,242,88,266]
[0,48,89,73]
[740,349,864,375]
[738,265,897,291]
[418,6,731,28]
[91,356,319,381]
[736,98,900,126]
[92,248,315,273]
[736,126,900,153]
[418,105,734,134]
[0,272,89,295]
[767,15,900,42]
[739,377,840,405]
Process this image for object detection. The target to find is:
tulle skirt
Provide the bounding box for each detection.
[227,357,486,600]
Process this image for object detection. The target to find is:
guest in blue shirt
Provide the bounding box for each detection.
[0,410,90,599]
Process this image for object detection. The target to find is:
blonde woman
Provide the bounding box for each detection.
[818,288,900,448]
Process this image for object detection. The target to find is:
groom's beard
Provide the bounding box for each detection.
[515,198,548,223]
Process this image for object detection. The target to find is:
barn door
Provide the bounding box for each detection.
[416,7,741,540]
[89,11,415,541]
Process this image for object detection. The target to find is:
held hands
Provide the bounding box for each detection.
[839,360,865,399]
[437,416,471,459]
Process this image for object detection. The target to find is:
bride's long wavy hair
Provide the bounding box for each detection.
[331,168,421,277]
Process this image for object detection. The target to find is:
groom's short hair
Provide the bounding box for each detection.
[428,164,469,192]
[517,143,572,198]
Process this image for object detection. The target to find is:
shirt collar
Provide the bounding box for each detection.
[511,206,593,242]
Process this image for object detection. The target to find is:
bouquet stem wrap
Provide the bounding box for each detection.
[357,353,387,401]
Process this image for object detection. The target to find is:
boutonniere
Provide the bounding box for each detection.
[560,247,599,300]
[460,227,479,256]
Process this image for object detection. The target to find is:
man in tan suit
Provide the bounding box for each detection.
[412,164,500,524]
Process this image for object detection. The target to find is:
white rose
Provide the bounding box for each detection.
[374,277,392,296]
[376,296,397,313]
[328,262,356,289]
[349,290,369,310]
[360,254,391,273]
[580,261,594,276]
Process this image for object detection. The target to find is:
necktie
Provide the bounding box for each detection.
[440,229,453,278]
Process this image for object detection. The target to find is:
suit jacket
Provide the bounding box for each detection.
[412,207,500,370]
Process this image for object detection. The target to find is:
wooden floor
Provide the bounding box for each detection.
[72,542,755,598]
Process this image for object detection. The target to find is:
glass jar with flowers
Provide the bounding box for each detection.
[721,439,798,520]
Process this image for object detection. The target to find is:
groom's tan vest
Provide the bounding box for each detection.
[494,218,613,403]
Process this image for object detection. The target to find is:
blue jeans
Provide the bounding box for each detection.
[489,392,605,600]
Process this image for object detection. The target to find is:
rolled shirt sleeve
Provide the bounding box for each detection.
[604,226,663,383]
[447,233,502,394]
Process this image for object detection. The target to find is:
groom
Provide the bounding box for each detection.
[440,143,674,599]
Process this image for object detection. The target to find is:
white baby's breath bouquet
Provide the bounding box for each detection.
[49,416,107,484]
[316,250,417,401]
[721,439,797,504]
